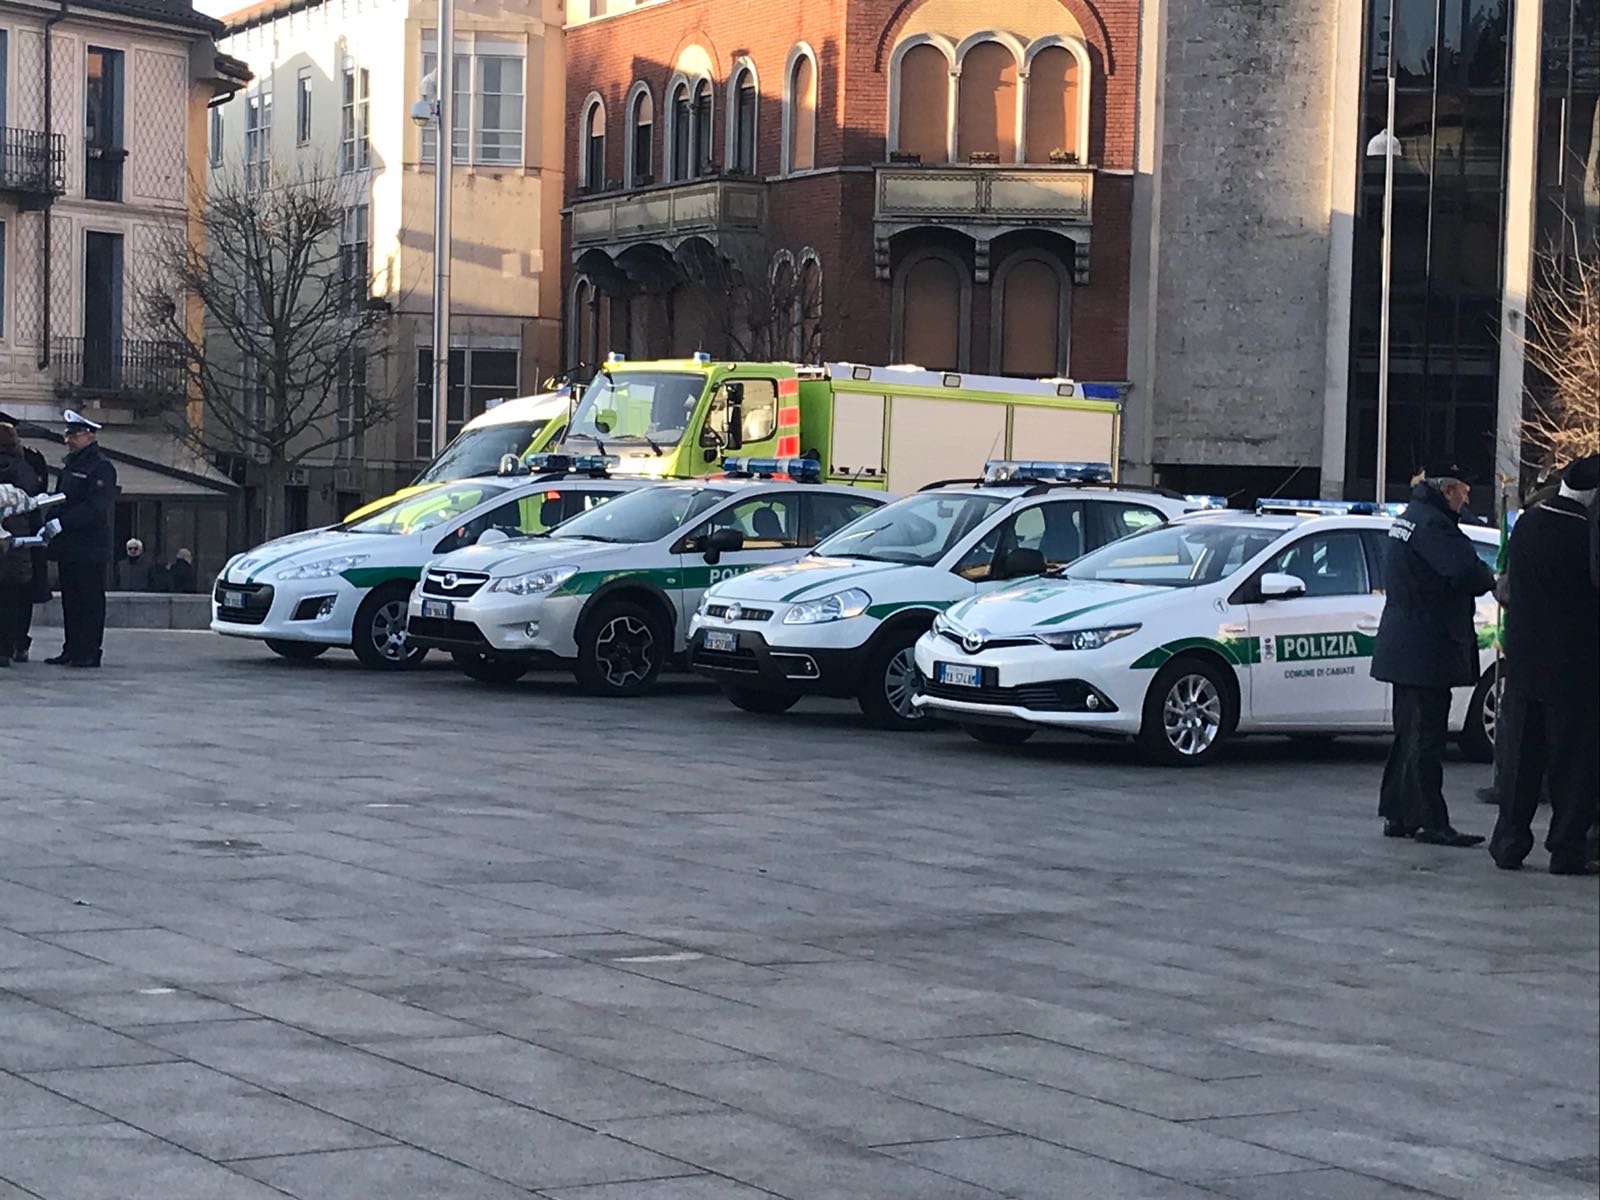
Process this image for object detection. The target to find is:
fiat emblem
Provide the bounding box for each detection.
[726,603,744,621]
[962,628,988,654]
[443,573,458,588]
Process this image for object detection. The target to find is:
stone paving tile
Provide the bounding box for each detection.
[1208,1167,1466,1200]
[0,994,180,1074]
[230,1145,534,1199]
[0,1072,108,1132]
[537,1178,780,1199]
[880,1133,1229,1198]
[0,1122,286,1200]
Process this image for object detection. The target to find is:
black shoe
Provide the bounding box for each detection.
[45,652,72,665]
[68,658,101,669]
[12,646,28,663]
[1383,819,1417,838]
[1549,859,1600,877]
[1491,853,1524,871]
[1414,827,1486,848]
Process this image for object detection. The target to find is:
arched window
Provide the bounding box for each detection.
[784,45,817,173]
[771,253,797,357]
[798,254,822,360]
[995,254,1069,376]
[669,81,692,181]
[628,85,654,186]
[895,250,968,371]
[692,78,714,173]
[571,277,595,368]
[896,42,949,163]
[582,98,606,192]
[958,40,1019,162]
[729,64,757,174]
[1024,44,1082,163]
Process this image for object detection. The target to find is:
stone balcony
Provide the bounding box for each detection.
[872,163,1095,283]
[568,176,769,258]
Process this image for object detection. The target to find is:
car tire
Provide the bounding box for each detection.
[452,651,530,685]
[574,600,669,696]
[1137,655,1235,766]
[351,585,428,671]
[961,723,1036,746]
[1460,666,1499,764]
[723,686,800,714]
[265,639,328,662]
[857,627,932,730]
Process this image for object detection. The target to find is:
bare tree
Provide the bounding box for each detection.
[674,241,851,363]
[1521,239,1600,470]
[143,165,395,538]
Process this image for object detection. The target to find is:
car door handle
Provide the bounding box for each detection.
[1356,618,1381,634]
[1219,623,1248,637]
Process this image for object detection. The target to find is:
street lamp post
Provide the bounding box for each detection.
[411,0,454,459]
[1365,0,1400,504]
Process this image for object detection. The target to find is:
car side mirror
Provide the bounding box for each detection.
[998,547,1047,580]
[497,454,522,476]
[1259,571,1307,600]
[699,526,744,564]
[476,528,511,547]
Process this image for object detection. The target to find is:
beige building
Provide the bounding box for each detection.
[0,0,245,572]
[216,0,565,535]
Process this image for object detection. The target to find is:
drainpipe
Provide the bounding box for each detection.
[39,0,70,372]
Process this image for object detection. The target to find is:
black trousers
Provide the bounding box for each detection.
[57,561,107,663]
[1380,684,1453,830]
[1489,686,1599,868]
[0,584,30,657]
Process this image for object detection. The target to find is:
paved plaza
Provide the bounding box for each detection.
[1,631,1596,1199]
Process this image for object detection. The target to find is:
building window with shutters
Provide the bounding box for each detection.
[890,36,953,164]
[727,61,757,175]
[783,43,817,174]
[627,84,654,186]
[580,93,606,191]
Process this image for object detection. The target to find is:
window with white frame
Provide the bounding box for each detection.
[244,85,272,189]
[336,349,367,460]
[729,65,756,174]
[208,104,224,167]
[339,64,371,173]
[296,68,312,144]
[338,204,370,311]
[421,36,525,166]
[414,347,519,459]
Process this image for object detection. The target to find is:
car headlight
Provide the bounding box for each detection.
[275,554,369,580]
[1035,624,1141,651]
[697,590,716,616]
[490,564,579,596]
[782,588,871,625]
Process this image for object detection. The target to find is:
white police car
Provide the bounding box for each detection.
[912,500,1501,764]
[687,461,1204,727]
[405,458,887,693]
[212,467,639,668]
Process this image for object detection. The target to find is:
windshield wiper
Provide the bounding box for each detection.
[568,431,609,458]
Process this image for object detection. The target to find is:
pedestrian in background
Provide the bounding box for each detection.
[1372,459,1497,847]
[169,548,196,594]
[39,410,117,669]
[1488,454,1599,875]
[115,539,152,591]
[0,423,40,667]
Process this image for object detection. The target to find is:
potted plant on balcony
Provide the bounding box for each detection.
[1049,147,1078,165]
[888,151,922,166]
[967,150,1000,165]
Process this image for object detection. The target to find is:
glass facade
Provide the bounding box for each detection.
[1347,0,1514,495]
[1536,0,1599,253]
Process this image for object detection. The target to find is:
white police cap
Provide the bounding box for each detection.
[63,409,103,433]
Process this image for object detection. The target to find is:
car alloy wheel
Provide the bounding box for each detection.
[370,598,414,662]
[883,645,921,721]
[595,614,657,689]
[1162,671,1222,757]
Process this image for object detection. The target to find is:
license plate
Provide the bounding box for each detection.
[421,599,453,620]
[936,662,980,688]
[221,590,245,609]
[702,629,738,653]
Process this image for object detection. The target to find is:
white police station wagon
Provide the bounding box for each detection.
[913,500,1501,765]
[687,461,1203,728]
[405,459,886,694]
[212,472,640,668]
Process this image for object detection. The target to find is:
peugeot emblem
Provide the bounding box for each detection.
[726,603,744,622]
[443,572,459,589]
[962,628,988,654]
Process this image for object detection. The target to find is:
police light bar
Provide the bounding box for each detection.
[721,456,822,482]
[1257,497,1399,516]
[983,460,1113,485]
[525,452,618,474]
[604,352,627,364]
[692,351,712,364]
[1184,494,1229,510]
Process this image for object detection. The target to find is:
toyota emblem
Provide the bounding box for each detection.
[443,573,458,589]
[962,628,988,654]
[726,603,744,622]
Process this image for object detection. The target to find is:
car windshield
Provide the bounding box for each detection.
[413,420,553,485]
[339,482,510,535]
[551,485,724,544]
[566,371,706,447]
[1059,521,1281,587]
[813,492,1009,565]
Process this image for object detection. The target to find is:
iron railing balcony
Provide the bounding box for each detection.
[51,337,185,403]
[0,127,67,199]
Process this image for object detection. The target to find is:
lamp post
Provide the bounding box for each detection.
[1365,0,1400,504]
[411,0,454,459]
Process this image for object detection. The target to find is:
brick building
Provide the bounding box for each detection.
[561,0,1138,386]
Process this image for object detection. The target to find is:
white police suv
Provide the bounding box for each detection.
[212,467,640,669]
[912,500,1501,764]
[687,461,1203,728]
[405,459,887,694]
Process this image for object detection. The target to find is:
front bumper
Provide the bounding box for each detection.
[686,622,868,696]
[405,587,582,660]
[210,578,359,645]
[911,631,1143,733]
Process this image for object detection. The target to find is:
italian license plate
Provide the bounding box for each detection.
[221,590,245,609]
[702,629,738,653]
[936,662,980,688]
[421,599,453,620]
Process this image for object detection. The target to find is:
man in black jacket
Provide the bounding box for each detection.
[39,411,118,668]
[1488,455,1599,875]
[1372,459,1497,847]
[0,410,56,662]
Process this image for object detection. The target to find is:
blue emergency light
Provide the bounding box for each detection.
[692,351,712,364]
[1079,383,1121,400]
[983,460,1114,484]
[1184,494,1229,510]
[1257,497,1397,516]
[721,456,822,482]
[526,452,619,474]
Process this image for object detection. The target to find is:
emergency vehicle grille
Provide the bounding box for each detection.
[935,630,1040,654]
[214,581,273,625]
[422,570,489,599]
[693,646,760,674]
[921,678,1116,713]
[703,604,774,622]
[405,616,492,648]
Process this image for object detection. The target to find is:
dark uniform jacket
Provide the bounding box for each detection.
[0,451,41,588]
[1504,495,1599,709]
[48,441,118,565]
[1371,482,1496,688]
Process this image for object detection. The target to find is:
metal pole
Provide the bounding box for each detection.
[430,0,454,458]
[1375,74,1395,505]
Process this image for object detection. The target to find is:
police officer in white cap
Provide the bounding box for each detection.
[38,410,117,667]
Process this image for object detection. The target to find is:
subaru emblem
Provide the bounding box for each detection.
[443,573,458,589]
[726,603,743,622]
[962,628,988,654]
